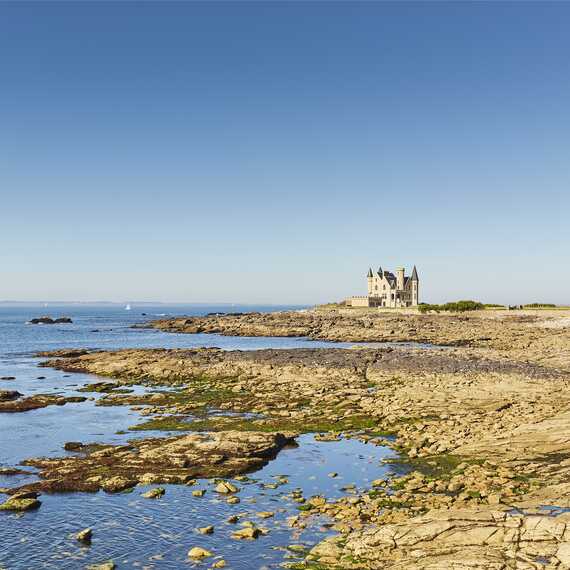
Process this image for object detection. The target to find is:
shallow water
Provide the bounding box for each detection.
[0,304,403,569]
[0,435,397,569]
[0,304,365,468]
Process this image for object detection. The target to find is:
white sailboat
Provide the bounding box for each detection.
[125,304,131,311]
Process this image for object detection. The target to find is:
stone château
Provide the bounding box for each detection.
[349,265,419,308]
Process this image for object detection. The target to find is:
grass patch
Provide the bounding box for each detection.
[130,413,383,435]
[386,453,483,480]
[418,300,484,313]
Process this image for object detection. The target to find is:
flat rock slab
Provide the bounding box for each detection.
[311,507,570,569]
[0,394,87,413]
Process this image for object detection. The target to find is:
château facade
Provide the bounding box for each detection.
[349,265,419,308]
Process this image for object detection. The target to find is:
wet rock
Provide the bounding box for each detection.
[15,431,295,495]
[86,561,115,570]
[0,390,21,401]
[142,487,165,499]
[188,546,213,559]
[215,481,239,494]
[288,544,307,553]
[37,349,90,358]
[64,441,84,451]
[197,525,214,534]
[0,393,87,413]
[29,316,72,324]
[76,528,92,543]
[0,376,15,381]
[232,526,261,540]
[101,476,137,493]
[211,561,226,568]
[0,467,31,476]
[0,496,41,511]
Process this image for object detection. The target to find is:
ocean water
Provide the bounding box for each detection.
[0,304,399,569]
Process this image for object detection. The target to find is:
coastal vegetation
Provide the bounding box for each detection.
[417,300,484,313]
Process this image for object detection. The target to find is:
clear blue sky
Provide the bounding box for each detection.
[1,2,569,304]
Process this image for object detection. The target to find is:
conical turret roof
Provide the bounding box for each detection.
[367,267,373,278]
[411,265,419,281]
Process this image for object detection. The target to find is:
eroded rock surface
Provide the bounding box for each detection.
[32,309,570,568]
[310,508,570,569]
[14,431,294,494]
[141,308,570,369]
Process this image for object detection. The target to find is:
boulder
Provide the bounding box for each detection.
[0,497,41,511]
[0,391,22,402]
[232,526,261,540]
[215,481,239,494]
[76,528,92,543]
[141,487,165,499]
[29,316,73,325]
[188,547,213,559]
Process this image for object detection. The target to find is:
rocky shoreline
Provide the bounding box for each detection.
[4,309,570,568]
[139,308,570,368]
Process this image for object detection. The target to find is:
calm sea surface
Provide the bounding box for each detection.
[0,304,399,569]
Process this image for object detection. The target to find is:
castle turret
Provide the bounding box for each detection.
[367,268,373,296]
[411,265,419,306]
[396,267,405,290]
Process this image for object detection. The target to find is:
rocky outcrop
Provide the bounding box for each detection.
[15,431,295,494]
[140,308,570,369]
[0,390,22,401]
[28,316,72,324]
[309,508,570,569]
[36,348,91,358]
[0,492,42,512]
[0,393,87,413]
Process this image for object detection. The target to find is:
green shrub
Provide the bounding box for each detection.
[418,300,484,313]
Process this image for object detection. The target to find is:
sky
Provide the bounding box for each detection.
[1,1,569,305]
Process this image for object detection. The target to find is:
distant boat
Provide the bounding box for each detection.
[125,304,131,311]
